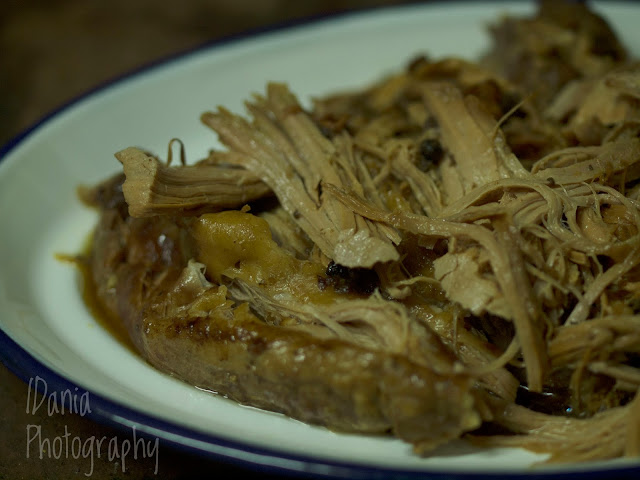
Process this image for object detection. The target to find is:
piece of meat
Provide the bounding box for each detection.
[420,81,525,200]
[201,83,400,269]
[434,247,510,318]
[326,183,550,392]
[87,175,480,453]
[482,0,627,109]
[470,394,640,462]
[546,64,640,144]
[115,146,272,217]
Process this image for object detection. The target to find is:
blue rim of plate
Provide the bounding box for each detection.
[3,328,639,480]
[1,2,640,478]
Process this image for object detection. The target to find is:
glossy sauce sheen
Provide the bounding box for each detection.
[59,253,138,354]
[192,210,339,305]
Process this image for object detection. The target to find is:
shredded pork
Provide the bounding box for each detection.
[87,0,640,464]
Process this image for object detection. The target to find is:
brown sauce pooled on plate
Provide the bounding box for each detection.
[56,252,137,355]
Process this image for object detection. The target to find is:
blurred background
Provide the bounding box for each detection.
[0,0,429,147]
[0,1,426,479]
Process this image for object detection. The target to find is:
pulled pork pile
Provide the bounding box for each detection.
[86,1,640,462]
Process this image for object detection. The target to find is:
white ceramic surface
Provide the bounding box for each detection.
[2,2,640,477]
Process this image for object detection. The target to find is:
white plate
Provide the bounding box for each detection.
[2,1,640,478]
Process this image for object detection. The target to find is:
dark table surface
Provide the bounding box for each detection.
[0,1,422,479]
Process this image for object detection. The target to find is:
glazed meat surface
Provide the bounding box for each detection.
[87,175,479,453]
